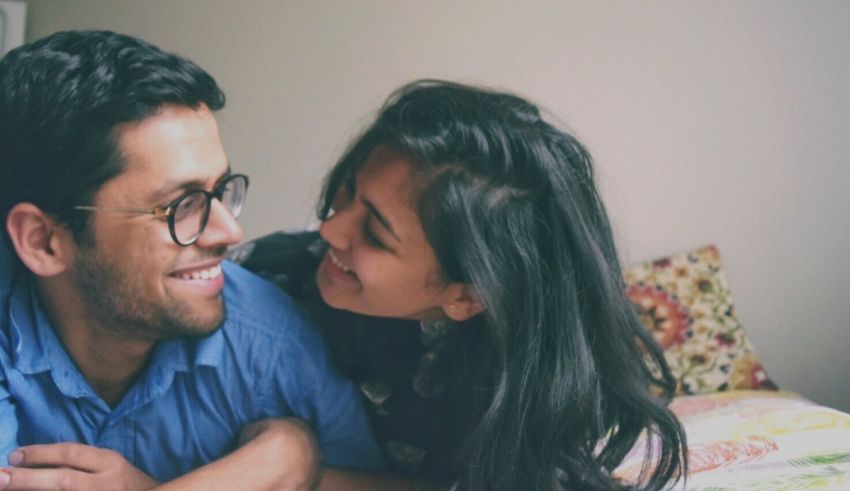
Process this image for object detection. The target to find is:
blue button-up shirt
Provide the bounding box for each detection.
[0,241,385,481]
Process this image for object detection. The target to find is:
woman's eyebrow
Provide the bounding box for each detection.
[361,198,401,243]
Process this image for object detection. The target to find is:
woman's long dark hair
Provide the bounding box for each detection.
[320,80,687,490]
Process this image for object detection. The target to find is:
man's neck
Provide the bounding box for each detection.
[36,277,155,408]
[65,331,154,408]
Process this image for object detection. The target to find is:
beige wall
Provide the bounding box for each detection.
[22,0,850,411]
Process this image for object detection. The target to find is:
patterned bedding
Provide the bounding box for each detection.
[616,390,850,490]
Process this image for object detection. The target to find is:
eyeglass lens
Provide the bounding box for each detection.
[219,176,246,219]
[172,176,247,245]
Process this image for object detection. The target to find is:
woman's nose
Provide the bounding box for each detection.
[318,206,357,251]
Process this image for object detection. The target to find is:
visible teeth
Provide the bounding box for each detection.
[178,264,222,280]
[328,250,352,273]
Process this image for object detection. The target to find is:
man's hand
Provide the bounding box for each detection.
[0,443,157,491]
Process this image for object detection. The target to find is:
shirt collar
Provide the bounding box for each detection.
[5,272,227,405]
[117,328,224,418]
[7,276,94,398]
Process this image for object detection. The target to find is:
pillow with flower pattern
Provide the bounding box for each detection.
[623,245,777,395]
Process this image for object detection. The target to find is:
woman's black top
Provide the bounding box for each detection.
[229,230,482,478]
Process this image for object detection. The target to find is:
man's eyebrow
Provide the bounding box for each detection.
[361,198,401,243]
[149,167,232,202]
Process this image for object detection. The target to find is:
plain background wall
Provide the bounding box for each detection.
[20,0,850,412]
[0,1,27,55]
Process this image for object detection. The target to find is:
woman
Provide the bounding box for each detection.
[171,79,687,490]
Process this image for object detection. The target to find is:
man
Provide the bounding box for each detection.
[0,30,385,489]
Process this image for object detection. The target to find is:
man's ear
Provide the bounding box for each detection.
[441,283,485,322]
[5,203,75,277]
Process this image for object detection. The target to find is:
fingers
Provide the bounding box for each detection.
[11,444,117,472]
[0,466,90,491]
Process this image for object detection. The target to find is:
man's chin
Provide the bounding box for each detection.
[177,320,224,339]
[184,303,226,337]
[153,300,226,340]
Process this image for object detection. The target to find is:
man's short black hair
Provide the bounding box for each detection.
[0,29,225,241]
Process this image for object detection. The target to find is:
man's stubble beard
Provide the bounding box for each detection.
[72,243,225,342]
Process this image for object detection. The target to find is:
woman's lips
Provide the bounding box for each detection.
[320,251,360,285]
[327,249,354,274]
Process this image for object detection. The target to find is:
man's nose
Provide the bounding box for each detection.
[195,198,243,248]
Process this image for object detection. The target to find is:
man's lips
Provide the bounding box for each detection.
[169,262,224,281]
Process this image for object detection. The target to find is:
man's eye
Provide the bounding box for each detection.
[173,192,205,221]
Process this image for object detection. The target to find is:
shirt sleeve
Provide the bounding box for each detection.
[1,241,21,463]
[0,357,20,465]
[263,307,387,471]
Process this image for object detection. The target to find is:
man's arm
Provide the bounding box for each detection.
[151,419,319,491]
[0,421,310,491]
[0,422,313,491]
[0,421,447,491]
[153,420,444,491]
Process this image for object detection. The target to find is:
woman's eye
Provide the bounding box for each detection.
[364,226,385,249]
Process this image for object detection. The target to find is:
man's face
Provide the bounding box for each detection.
[70,104,243,340]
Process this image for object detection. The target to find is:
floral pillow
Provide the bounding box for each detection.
[623,245,777,395]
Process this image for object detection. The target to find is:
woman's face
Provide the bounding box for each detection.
[316,146,456,320]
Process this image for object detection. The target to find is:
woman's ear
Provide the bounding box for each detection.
[441,283,484,322]
[5,203,75,277]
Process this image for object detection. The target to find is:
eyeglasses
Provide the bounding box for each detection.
[74,174,249,246]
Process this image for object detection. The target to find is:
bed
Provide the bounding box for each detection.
[616,245,850,490]
[617,390,850,490]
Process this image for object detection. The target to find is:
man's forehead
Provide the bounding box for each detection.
[99,160,232,203]
[98,105,229,202]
